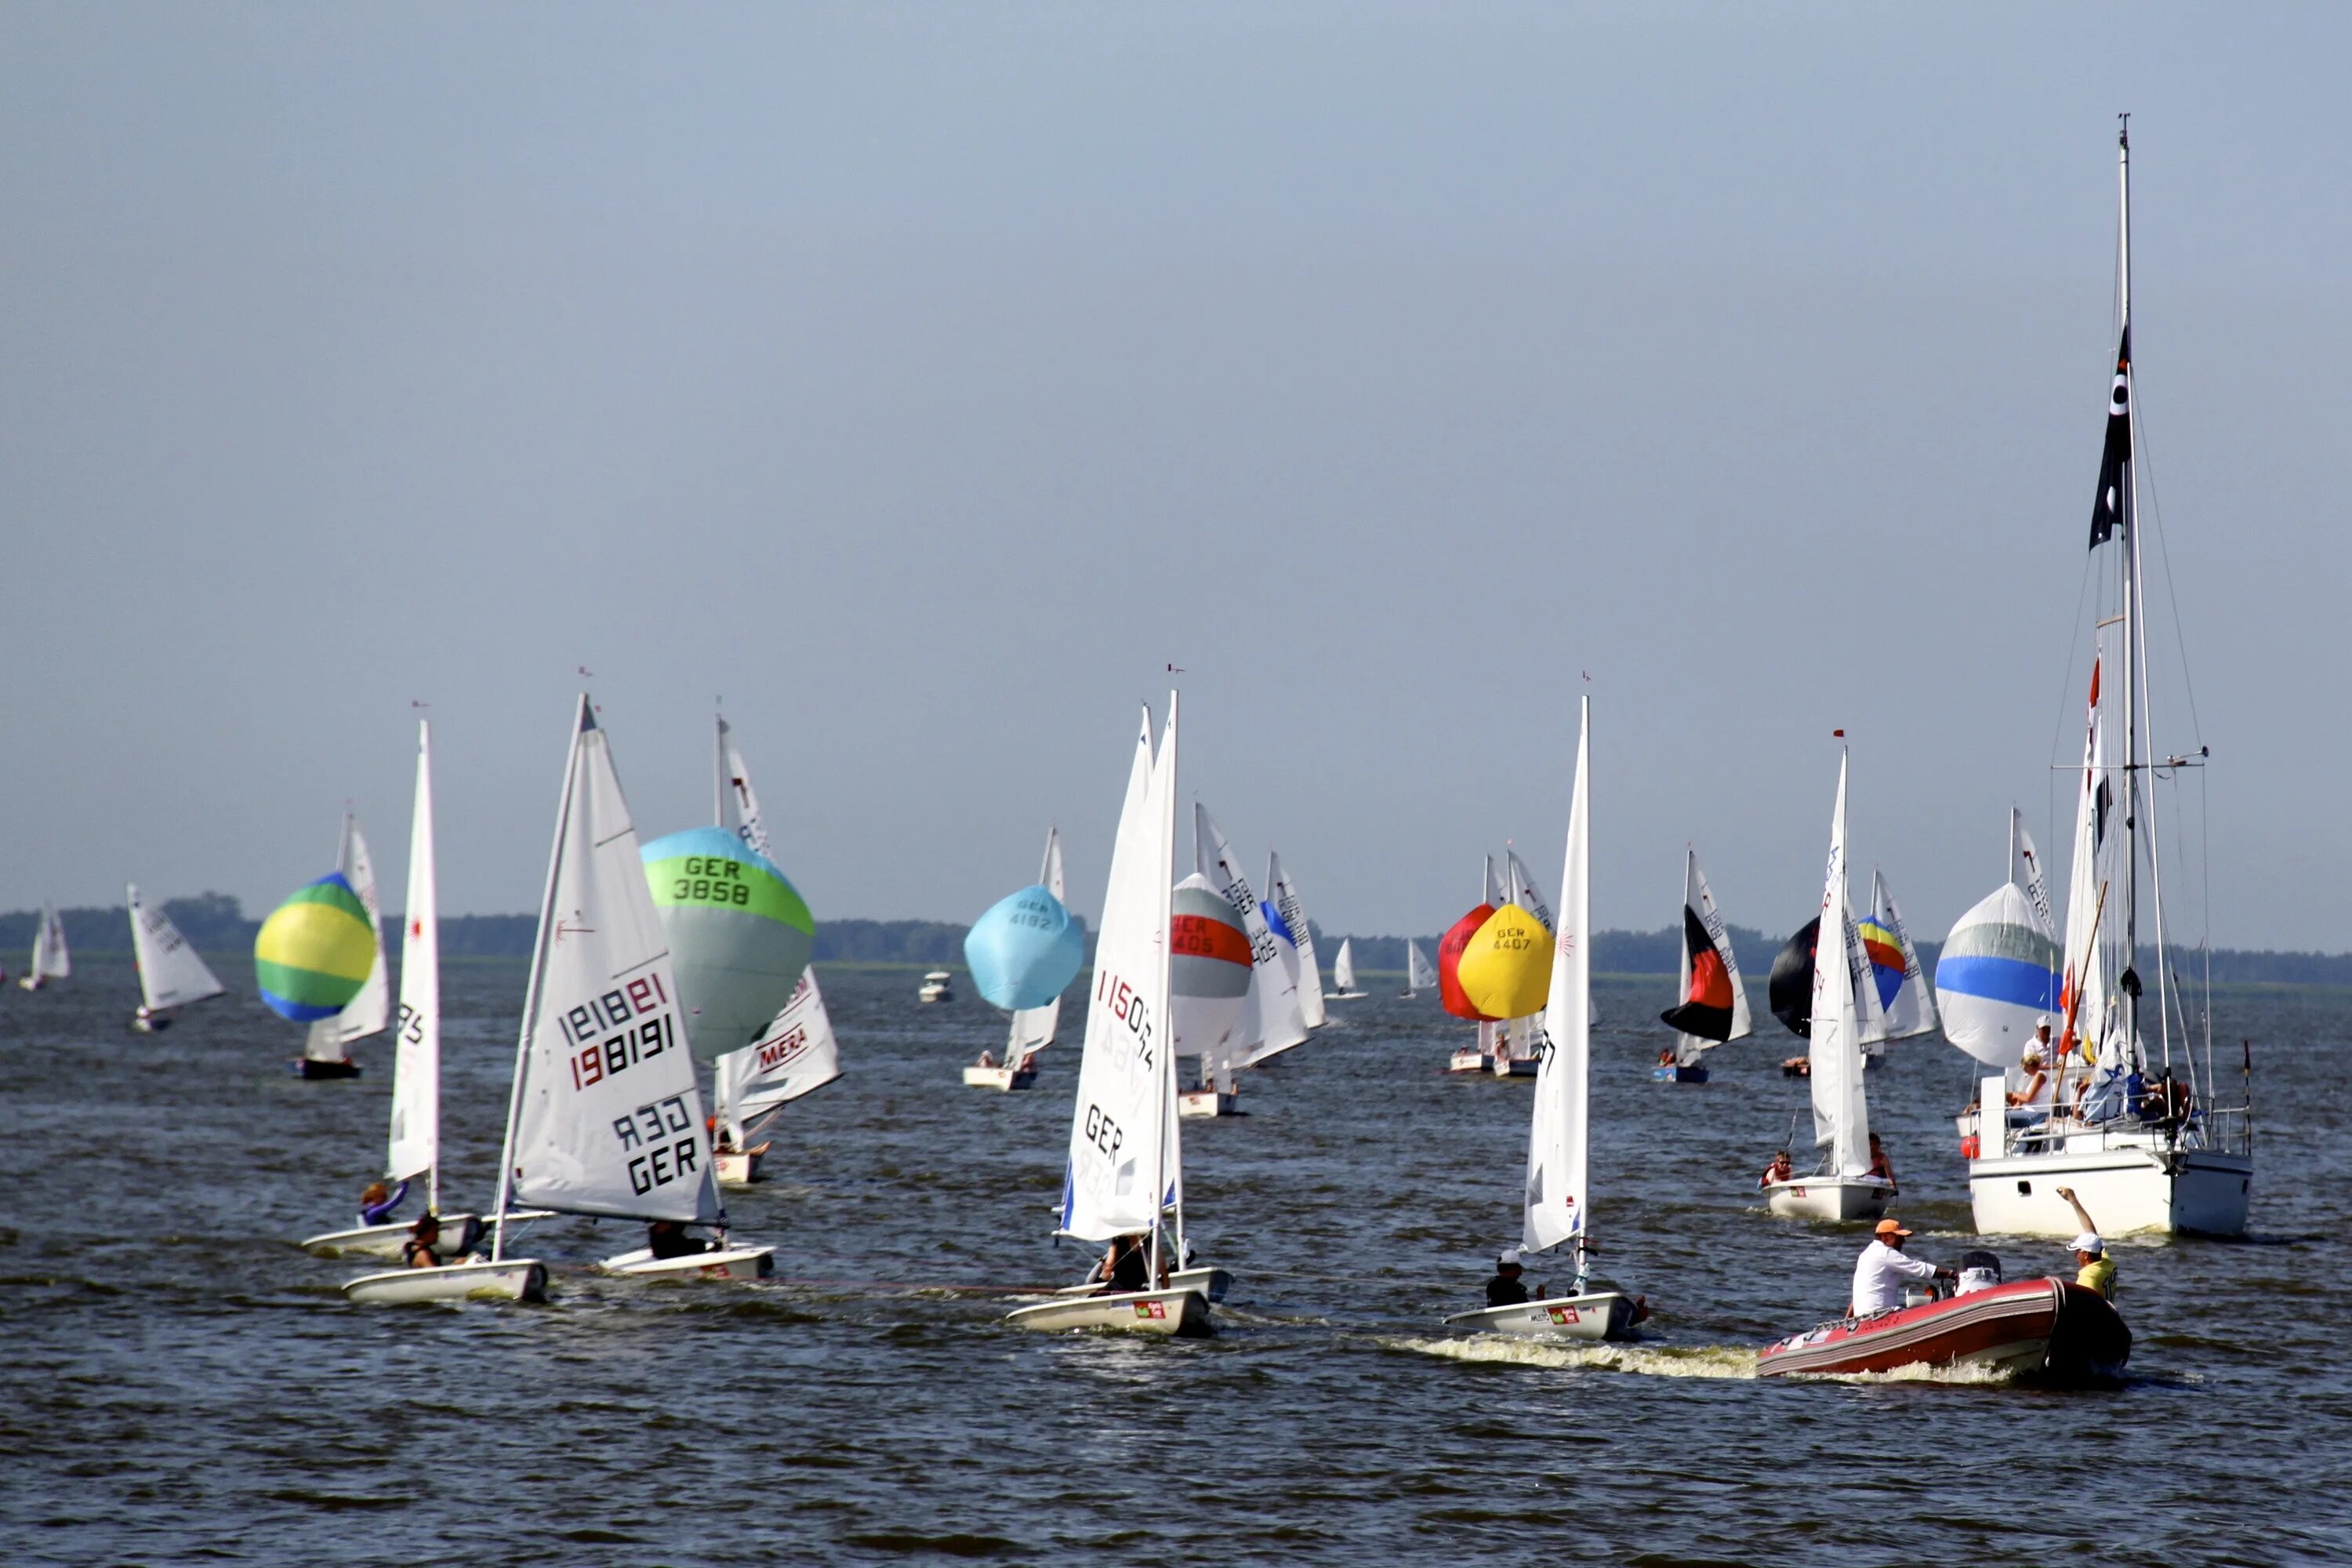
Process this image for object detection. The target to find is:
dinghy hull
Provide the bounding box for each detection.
[292,1057,364,1080]
[1764,1175,1893,1223]
[599,1244,775,1281]
[302,1214,484,1259]
[963,1065,1037,1091]
[1007,1286,1212,1338]
[1490,1054,1539,1079]
[1652,1064,1709,1083]
[1444,1290,1635,1342]
[1052,1265,1231,1304]
[716,1143,770,1186]
[1445,1049,1489,1074]
[1757,1277,2129,1382]
[1176,1089,1238,1117]
[343,1258,548,1305]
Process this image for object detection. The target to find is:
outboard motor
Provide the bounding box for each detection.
[1955,1248,2003,1296]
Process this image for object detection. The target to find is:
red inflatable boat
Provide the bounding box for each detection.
[1756,1276,2130,1382]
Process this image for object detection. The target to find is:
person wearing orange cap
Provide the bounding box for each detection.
[1849,1218,1955,1317]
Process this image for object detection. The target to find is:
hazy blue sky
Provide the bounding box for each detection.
[4,5,2346,949]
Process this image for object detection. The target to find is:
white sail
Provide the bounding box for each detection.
[1332,937,1358,995]
[503,698,718,1225]
[386,721,441,1189]
[1936,882,2061,1069]
[28,905,71,982]
[1006,826,1066,1058]
[2059,656,2117,1070]
[1807,753,1870,1176]
[1267,850,1327,1029]
[128,885,224,1012]
[1865,869,1939,1042]
[1671,848,1752,1065]
[1504,847,1555,932]
[2011,808,2057,939]
[717,968,844,1141]
[716,713,771,858]
[1058,703,1174,1242]
[1194,803,1308,1068]
[1405,938,1436,993]
[1525,699,1591,1261]
[305,815,390,1061]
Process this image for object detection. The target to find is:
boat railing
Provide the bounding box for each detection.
[1982,1100,2252,1160]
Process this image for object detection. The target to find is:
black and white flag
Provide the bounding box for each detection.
[2089,326,2131,548]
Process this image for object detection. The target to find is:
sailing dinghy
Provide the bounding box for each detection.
[1007,699,1210,1337]
[1177,803,1311,1116]
[966,826,1069,1091]
[277,815,389,1079]
[1655,848,1750,1083]
[1402,938,1436,998]
[1762,750,1896,1224]
[19,905,69,991]
[1330,937,1368,999]
[1446,700,1639,1341]
[126,886,224,1031]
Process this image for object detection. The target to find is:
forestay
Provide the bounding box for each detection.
[1007,827,1068,1058]
[306,816,390,1062]
[1807,753,1871,1176]
[1058,704,1175,1243]
[503,699,718,1226]
[1195,803,1308,1068]
[386,721,441,1190]
[1266,850,1327,1029]
[129,884,225,1011]
[1525,699,1593,1264]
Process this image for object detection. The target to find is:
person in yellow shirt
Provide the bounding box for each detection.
[2056,1186,2116,1299]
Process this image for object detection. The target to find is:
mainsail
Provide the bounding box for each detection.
[1332,937,1359,996]
[1807,753,1870,1176]
[27,905,71,984]
[1404,938,1436,994]
[386,721,441,1196]
[1524,699,1592,1265]
[1266,850,1327,1030]
[498,698,718,1229]
[1058,703,1175,1242]
[128,885,225,1013]
[1194,803,1308,1069]
[1007,827,1068,1059]
[305,815,390,1062]
[1858,869,1939,1045]
[1661,848,1751,1062]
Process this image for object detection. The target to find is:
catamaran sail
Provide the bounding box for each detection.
[1403,938,1436,996]
[1266,851,1326,1030]
[1857,869,1939,1049]
[386,722,441,1205]
[1194,804,1308,1069]
[22,904,71,989]
[128,884,225,1019]
[1006,827,1069,1062]
[305,815,390,1064]
[1809,753,1870,1178]
[1660,849,1751,1065]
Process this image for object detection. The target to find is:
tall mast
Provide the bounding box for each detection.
[1152,691,1179,1284]
[713,713,726,829]
[2115,115,2143,1065]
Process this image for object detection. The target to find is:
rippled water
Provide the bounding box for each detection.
[5,961,2348,1565]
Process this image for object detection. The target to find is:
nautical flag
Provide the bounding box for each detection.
[2090,327,2132,547]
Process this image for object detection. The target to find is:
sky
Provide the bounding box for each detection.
[4,4,2347,949]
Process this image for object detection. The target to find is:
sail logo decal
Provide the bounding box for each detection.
[1134,1301,1167,1321]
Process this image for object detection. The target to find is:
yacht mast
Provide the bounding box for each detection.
[2115,114,2142,1069]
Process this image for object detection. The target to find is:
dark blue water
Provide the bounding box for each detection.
[5,961,2347,1565]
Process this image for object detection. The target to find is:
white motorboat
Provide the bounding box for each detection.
[1762,1174,1895,1224]
[599,1242,776,1281]
[126,885,224,1033]
[918,971,954,1003]
[1006,1287,1210,1338]
[343,1258,550,1306]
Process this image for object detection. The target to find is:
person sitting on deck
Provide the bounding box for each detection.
[647,1220,708,1261]
[975,1049,998,1069]
[2056,1187,2117,1300]
[1485,1248,1531,1308]
[1759,1150,1795,1189]
[400,1214,446,1270]
[1096,1233,1151,1295]
[1866,1134,1898,1194]
[2007,1044,2054,1114]
[359,1178,410,1228]
[1657,1047,1677,1068]
[1849,1220,1953,1316]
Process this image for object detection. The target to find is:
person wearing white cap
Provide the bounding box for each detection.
[1849,1218,1955,1316]
[2056,1187,2117,1299]
[1485,1248,1531,1308]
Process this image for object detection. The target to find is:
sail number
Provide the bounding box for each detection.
[1094,969,1155,1070]
[395,1002,427,1047]
[1083,1102,1123,1162]
[672,855,755,907]
[561,976,675,1091]
[611,1094,702,1195]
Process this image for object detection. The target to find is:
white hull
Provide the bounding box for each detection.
[716,1144,768,1186]
[1444,1290,1633,1341]
[302,1214,483,1259]
[599,1244,775,1281]
[1763,1175,1894,1223]
[1969,1143,2251,1238]
[1490,1054,1538,1079]
[963,1065,1037,1091]
[1006,1286,1212,1338]
[343,1258,547,1305]
[1177,1089,1238,1118]
[1446,1049,1489,1074]
[1328,990,1368,1000]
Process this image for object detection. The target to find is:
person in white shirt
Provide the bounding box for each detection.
[1849,1218,1954,1316]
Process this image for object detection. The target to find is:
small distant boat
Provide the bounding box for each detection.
[19,904,69,991]
[1402,938,1436,999]
[1440,858,1504,1073]
[1176,1086,1239,1118]
[965,826,1067,1091]
[918,971,954,1004]
[1656,848,1750,1083]
[126,884,225,1031]
[1758,1276,2129,1382]
[277,813,390,1080]
[1329,937,1368,999]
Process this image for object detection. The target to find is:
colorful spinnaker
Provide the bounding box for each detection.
[256,873,379,1022]
[965,882,1084,1012]
[1660,848,1751,1055]
[1169,873,1252,1064]
[1934,883,2061,1069]
[641,826,815,1063]
[1858,869,1939,1047]
[1455,902,1553,1021]
[1438,902,1501,1021]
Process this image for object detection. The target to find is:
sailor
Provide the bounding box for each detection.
[2056,1187,2117,1299]
[975,1049,998,1069]
[1485,1248,1531,1307]
[2007,1043,2053,1113]
[400,1214,446,1270]
[1865,1134,1898,1194]
[647,1219,708,1261]
[1096,1233,1150,1295]
[1759,1150,1795,1189]
[1849,1219,1953,1316]
[359,1178,410,1228]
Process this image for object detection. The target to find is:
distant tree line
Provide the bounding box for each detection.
[11,895,2352,986]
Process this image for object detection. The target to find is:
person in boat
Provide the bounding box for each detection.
[1095,1232,1152,1295]
[1780,1055,1810,1078]
[1865,1134,1898,1194]
[1849,1219,1953,1317]
[2138,1066,2193,1128]
[1656,1047,1676,1069]
[1759,1150,1795,1189]
[1486,1248,1531,1308]
[975,1049,998,1069]
[647,1219,710,1261]
[2056,1188,2116,1300]
[2007,1044,2054,1115]
[401,1214,446,1270]
[359,1178,410,1228]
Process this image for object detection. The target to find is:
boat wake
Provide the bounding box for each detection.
[1376,1334,1759,1379]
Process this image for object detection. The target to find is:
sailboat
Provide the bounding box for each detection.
[305,720,497,1258]
[1446,699,1638,1340]
[1856,868,1939,1064]
[1762,750,1896,1223]
[1007,698,1210,1337]
[293,814,390,1080]
[1955,132,2251,1236]
[126,886,225,1031]
[965,826,1067,1091]
[343,697,760,1305]
[1329,937,1368,999]
[19,905,70,991]
[1178,802,1309,1116]
[1402,938,1436,998]
[710,715,841,1175]
[1486,848,1552,1078]
[1656,848,1751,1083]
[1441,858,1504,1073]
[1266,850,1327,1033]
